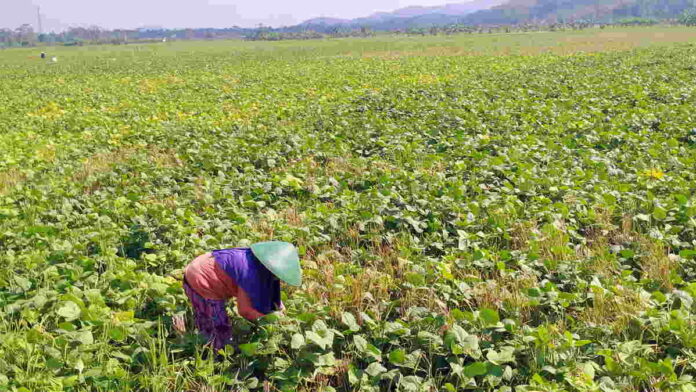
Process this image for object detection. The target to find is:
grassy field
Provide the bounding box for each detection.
[1,26,696,391]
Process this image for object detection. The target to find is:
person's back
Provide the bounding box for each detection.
[181,242,301,350]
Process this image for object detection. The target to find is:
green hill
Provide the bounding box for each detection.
[294,0,696,31]
[464,0,696,24]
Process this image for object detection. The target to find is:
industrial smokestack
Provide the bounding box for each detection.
[37,6,43,34]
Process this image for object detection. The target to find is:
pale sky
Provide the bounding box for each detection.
[1,0,461,30]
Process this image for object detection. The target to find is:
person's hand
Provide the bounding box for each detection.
[172,314,186,335]
[237,289,265,320]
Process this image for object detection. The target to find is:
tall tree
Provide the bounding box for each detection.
[15,24,36,46]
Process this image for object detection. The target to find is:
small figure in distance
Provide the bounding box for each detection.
[40,52,46,59]
[51,56,57,63]
[181,241,302,351]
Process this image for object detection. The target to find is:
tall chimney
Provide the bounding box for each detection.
[37,6,43,34]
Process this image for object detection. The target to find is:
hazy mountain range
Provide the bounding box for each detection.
[296,0,696,30]
[464,0,696,24]
[299,0,507,28]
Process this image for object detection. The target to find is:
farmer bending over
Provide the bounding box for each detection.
[182,241,302,350]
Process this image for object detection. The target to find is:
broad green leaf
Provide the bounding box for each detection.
[582,362,596,380]
[46,358,63,370]
[14,276,32,292]
[74,359,84,374]
[389,349,406,364]
[74,330,94,345]
[354,335,368,352]
[239,342,259,356]
[109,326,128,342]
[398,375,422,391]
[348,365,361,385]
[652,207,667,221]
[291,333,305,350]
[405,272,425,286]
[444,324,468,348]
[486,347,515,365]
[464,362,488,377]
[342,312,360,332]
[479,308,500,325]
[57,301,82,321]
[365,362,386,377]
[113,311,135,323]
[306,331,332,350]
[317,352,336,367]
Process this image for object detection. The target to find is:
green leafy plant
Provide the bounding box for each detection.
[1,26,695,391]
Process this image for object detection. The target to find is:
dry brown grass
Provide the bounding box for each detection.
[301,246,344,315]
[578,209,676,289]
[320,156,370,178]
[185,383,216,392]
[0,168,25,196]
[293,155,396,177]
[35,143,57,163]
[576,283,648,333]
[537,222,573,264]
[576,208,622,278]
[470,270,538,323]
[300,243,402,320]
[511,219,573,270]
[637,237,676,291]
[507,211,664,331]
[578,240,620,279]
[350,269,394,318]
[512,209,670,282]
[300,357,352,392]
[148,147,183,169]
[369,239,405,279]
[249,207,305,241]
[73,146,182,191]
[345,224,361,248]
[73,148,130,183]
[250,218,276,241]
[141,196,178,209]
[280,207,304,227]
[192,176,208,201]
[401,285,449,318]
[510,220,538,251]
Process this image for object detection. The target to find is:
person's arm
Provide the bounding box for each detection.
[236,288,265,321]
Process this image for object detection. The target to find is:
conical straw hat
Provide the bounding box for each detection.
[250,241,302,286]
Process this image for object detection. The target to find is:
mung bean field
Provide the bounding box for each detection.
[1,27,696,392]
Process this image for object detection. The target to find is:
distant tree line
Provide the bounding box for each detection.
[680,8,696,24]
[0,25,259,48]
[1,7,695,48]
[0,25,140,47]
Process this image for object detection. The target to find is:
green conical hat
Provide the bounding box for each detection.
[250,241,302,287]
